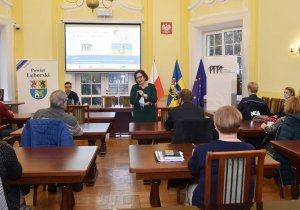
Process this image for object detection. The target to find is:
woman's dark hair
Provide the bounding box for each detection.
[134,69,148,83]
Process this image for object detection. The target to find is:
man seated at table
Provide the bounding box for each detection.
[164,89,205,190]
[32,90,82,136]
[0,102,16,138]
[164,89,205,143]
[64,82,80,105]
[30,90,83,193]
[237,82,271,120]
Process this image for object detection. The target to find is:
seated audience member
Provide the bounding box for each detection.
[64,82,80,105]
[275,87,295,118]
[187,106,255,208]
[237,82,271,120]
[164,89,205,189]
[164,89,204,138]
[0,102,16,138]
[261,116,284,140]
[31,90,83,193]
[32,90,82,136]
[267,96,300,185]
[0,140,27,210]
[277,96,300,140]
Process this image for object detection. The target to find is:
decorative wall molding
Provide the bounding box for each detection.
[61,0,143,12]
[61,0,84,10]
[188,0,228,11]
[117,0,143,12]
[0,0,13,7]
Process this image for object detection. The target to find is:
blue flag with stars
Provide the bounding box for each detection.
[192,59,207,108]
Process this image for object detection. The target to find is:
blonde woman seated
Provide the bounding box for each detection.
[186,106,255,208]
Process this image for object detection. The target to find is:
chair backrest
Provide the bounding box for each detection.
[172,118,218,144]
[269,98,282,114]
[20,119,74,147]
[204,149,266,207]
[66,105,90,123]
[102,96,116,107]
[262,97,270,109]
[119,96,130,107]
[160,107,172,123]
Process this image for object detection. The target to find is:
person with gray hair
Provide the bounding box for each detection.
[32,90,83,136]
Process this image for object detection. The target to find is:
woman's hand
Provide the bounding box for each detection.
[261,123,268,129]
[137,90,144,96]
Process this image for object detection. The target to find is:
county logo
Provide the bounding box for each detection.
[30,80,47,100]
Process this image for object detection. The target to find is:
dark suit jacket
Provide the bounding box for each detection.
[164,102,204,130]
[164,102,207,143]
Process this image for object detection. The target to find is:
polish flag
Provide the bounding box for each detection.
[150,62,164,101]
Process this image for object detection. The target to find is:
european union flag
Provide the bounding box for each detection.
[167,60,185,107]
[192,59,207,108]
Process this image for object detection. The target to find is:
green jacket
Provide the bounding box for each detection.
[130,83,157,122]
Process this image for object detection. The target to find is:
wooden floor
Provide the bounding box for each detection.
[21,136,292,210]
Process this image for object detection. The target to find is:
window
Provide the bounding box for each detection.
[206,28,243,95]
[108,73,130,95]
[80,73,102,105]
[76,72,135,105]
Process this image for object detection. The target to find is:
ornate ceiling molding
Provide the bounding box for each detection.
[188,0,228,11]
[0,0,13,7]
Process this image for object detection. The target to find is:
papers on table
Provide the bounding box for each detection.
[154,150,184,162]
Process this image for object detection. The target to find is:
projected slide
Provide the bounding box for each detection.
[65,23,141,72]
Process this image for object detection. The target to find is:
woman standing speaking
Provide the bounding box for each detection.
[130,70,157,123]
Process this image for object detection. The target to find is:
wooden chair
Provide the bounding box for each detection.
[66,105,90,123]
[102,96,116,107]
[262,96,270,109]
[0,123,14,146]
[269,98,281,114]
[204,149,266,207]
[159,107,171,123]
[119,96,130,107]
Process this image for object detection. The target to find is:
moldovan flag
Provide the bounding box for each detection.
[150,62,164,101]
[167,60,185,107]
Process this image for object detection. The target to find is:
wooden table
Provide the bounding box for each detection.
[129,120,265,143]
[129,144,280,207]
[270,140,300,199]
[10,146,97,210]
[2,101,25,112]
[1,113,31,128]
[87,112,115,123]
[10,123,110,156]
[238,120,265,140]
[87,112,115,135]
[129,122,171,143]
[90,105,133,135]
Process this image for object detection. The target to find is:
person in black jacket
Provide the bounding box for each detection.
[64,82,80,105]
[237,82,271,120]
[164,89,205,189]
[164,89,204,138]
